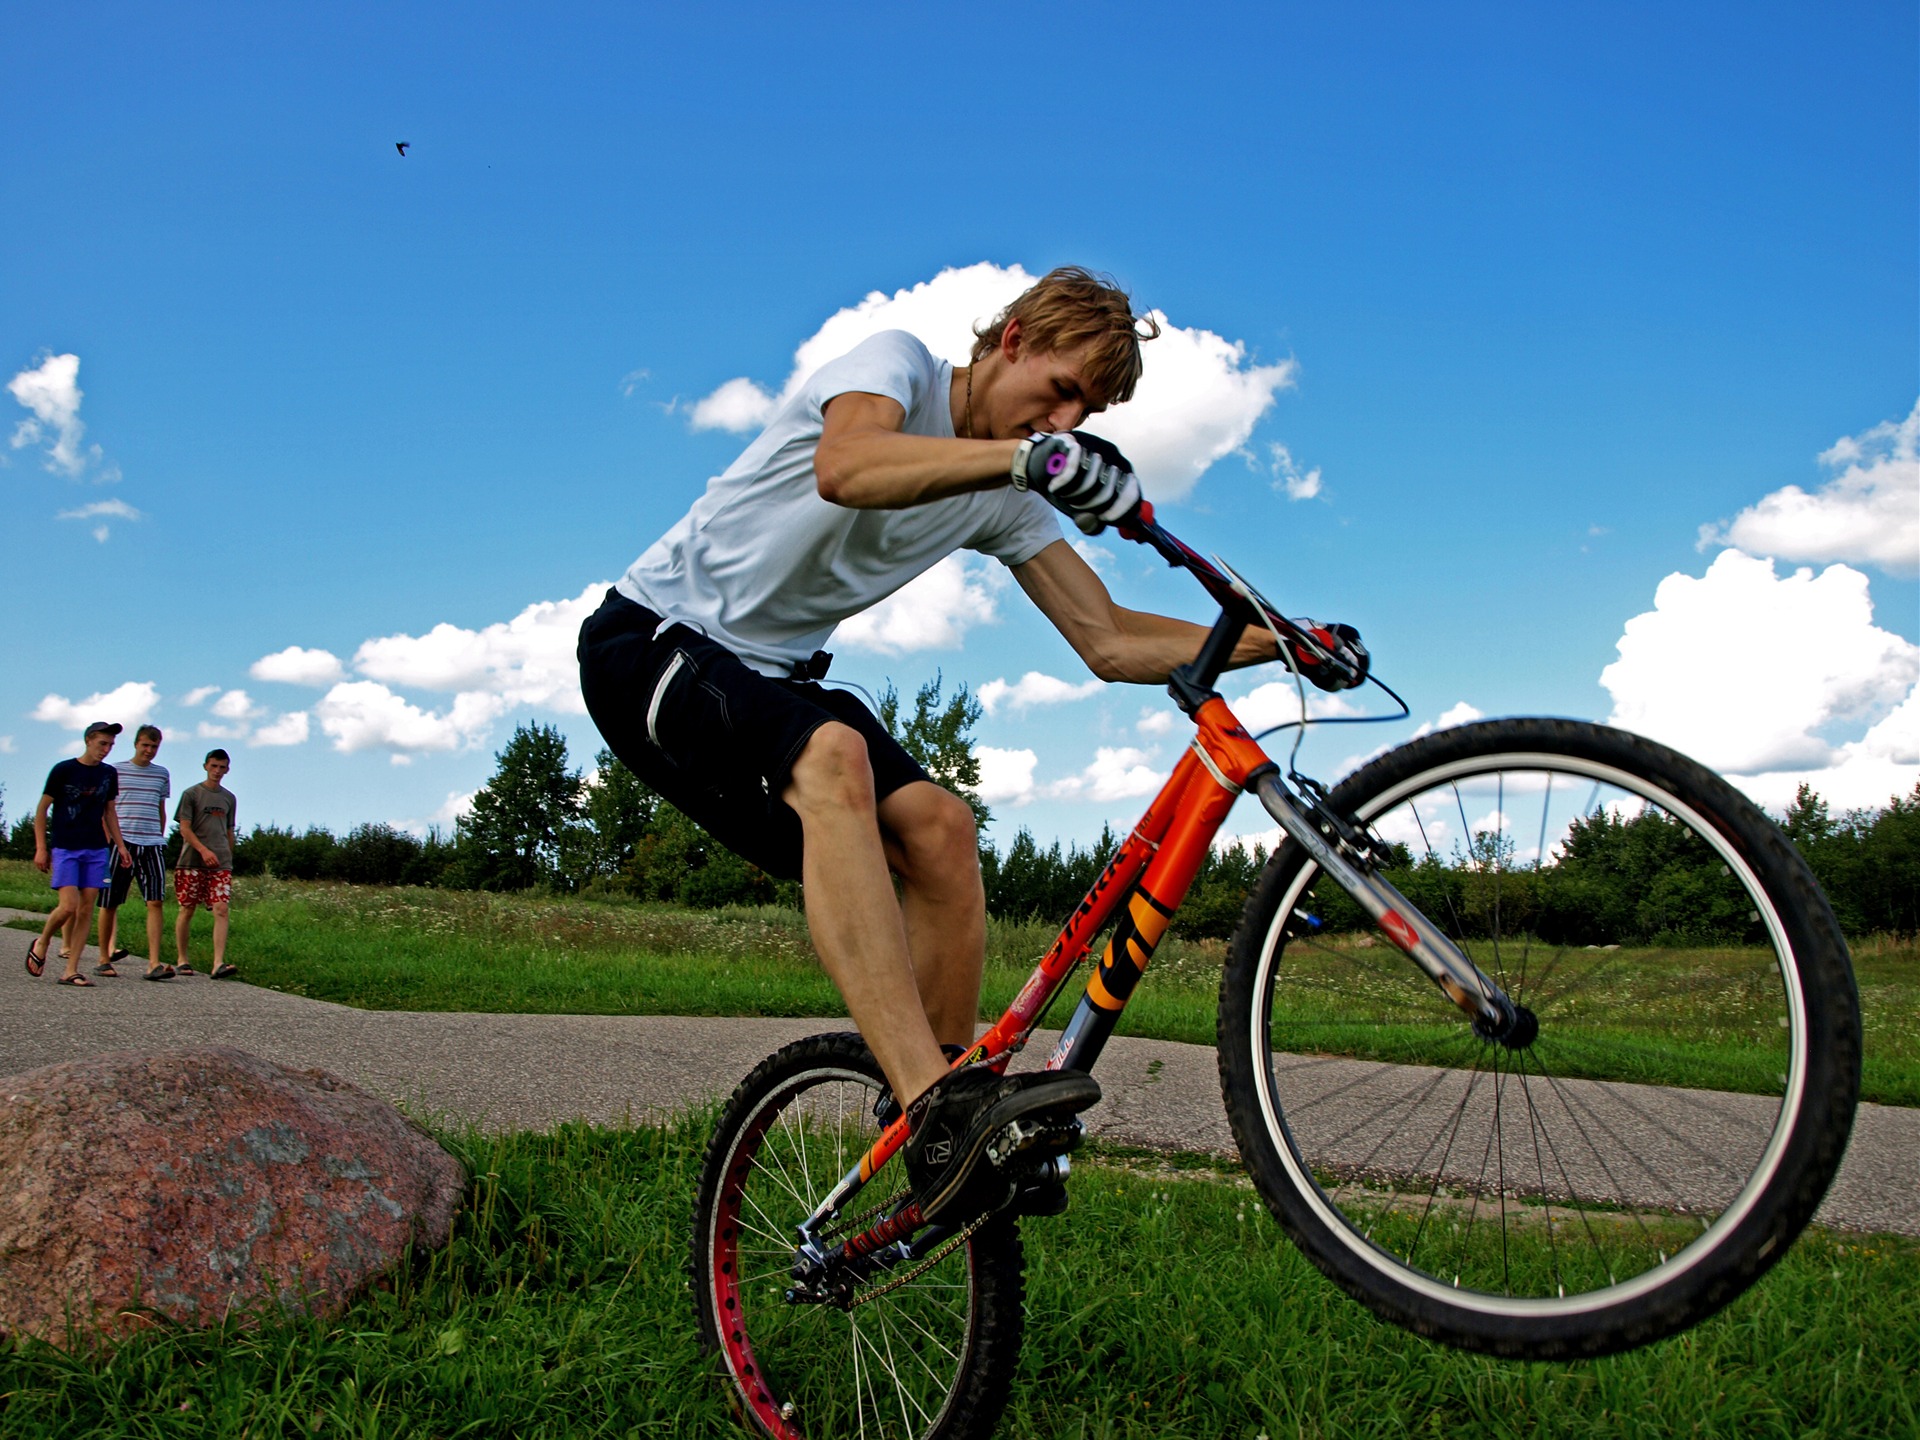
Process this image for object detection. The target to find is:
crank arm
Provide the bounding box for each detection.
[1251,771,1518,1037]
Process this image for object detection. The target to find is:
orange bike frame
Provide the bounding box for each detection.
[834,695,1275,1196]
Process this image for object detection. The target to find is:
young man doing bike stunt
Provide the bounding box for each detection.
[578,267,1366,1224]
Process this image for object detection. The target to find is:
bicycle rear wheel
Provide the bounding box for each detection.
[1217,719,1860,1357]
[691,1033,1025,1440]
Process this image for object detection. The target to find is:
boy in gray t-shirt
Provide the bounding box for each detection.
[173,749,238,978]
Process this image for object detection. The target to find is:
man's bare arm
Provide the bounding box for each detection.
[32,795,51,871]
[1013,540,1280,684]
[104,804,130,866]
[813,392,1018,509]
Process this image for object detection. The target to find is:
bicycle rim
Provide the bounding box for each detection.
[698,1050,1014,1439]
[1232,724,1856,1345]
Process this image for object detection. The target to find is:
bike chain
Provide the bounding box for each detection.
[817,1187,909,1243]
[847,1211,991,1309]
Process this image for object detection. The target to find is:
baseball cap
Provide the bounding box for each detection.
[83,721,123,739]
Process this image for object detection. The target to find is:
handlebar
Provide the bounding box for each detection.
[1115,500,1367,693]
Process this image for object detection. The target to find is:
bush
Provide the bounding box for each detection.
[3,815,34,861]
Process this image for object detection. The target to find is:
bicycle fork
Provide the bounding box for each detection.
[1250,770,1529,1043]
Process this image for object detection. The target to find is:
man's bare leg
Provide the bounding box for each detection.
[176,903,196,972]
[145,900,165,970]
[98,905,119,959]
[879,781,986,1050]
[35,893,75,970]
[784,724,951,1106]
[210,900,229,969]
[63,891,98,978]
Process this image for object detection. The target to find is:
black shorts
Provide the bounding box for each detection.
[577,589,929,881]
[104,843,169,909]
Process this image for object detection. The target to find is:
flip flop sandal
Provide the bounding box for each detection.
[92,962,120,977]
[144,965,176,981]
[210,963,239,980]
[24,942,47,978]
[174,964,197,976]
[107,948,131,965]
[57,973,96,987]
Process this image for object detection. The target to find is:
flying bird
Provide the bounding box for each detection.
[396,142,410,156]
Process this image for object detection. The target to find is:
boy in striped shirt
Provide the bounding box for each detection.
[97,724,175,980]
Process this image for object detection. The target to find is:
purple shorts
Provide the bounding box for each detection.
[51,847,112,891]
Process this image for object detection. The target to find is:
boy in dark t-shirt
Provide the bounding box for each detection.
[28,721,134,985]
[174,749,239,979]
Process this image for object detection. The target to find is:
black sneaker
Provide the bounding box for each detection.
[903,1068,1100,1225]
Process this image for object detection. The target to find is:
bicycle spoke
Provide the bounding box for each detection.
[1521,771,1553,994]
[1221,721,1852,1352]
[1516,1055,1565,1298]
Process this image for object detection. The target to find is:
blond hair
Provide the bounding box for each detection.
[971,267,1159,407]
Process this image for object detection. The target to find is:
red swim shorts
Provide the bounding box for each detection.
[175,868,233,908]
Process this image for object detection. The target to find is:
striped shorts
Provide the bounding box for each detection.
[104,843,170,908]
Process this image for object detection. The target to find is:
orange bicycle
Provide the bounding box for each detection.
[690,503,1861,1440]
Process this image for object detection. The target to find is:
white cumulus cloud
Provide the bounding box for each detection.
[1601,548,1919,809]
[242,583,603,760]
[210,689,262,721]
[1225,679,1363,736]
[31,681,160,733]
[1699,399,1920,578]
[1047,746,1164,803]
[689,376,780,432]
[687,262,1297,502]
[978,670,1104,716]
[314,681,509,755]
[251,646,347,687]
[1414,701,1485,737]
[834,555,1005,655]
[977,746,1039,806]
[351,584,604,713]
[7,352,92,477]
[250,711,311,747]
[1270,443,1323,501]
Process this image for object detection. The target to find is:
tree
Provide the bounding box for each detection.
[455,722,584,891]
[879,673,989,828]
[1857,782,1920,934]
[564,749,660,888]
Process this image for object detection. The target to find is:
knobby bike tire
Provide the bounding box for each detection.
[690,1033,1026,1440]
[1216,718,1861,1357]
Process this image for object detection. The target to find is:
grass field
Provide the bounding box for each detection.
[1,1121,1914,1440]
[5,861,1915,1107]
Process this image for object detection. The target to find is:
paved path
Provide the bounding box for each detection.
[4,908,1914,1235]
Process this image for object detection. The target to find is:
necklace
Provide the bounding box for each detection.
[963,365,974,440]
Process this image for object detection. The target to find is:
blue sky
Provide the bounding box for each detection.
[4,2,1915,851]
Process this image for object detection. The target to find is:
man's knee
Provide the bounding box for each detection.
[785,722,876,813]
[884,783,981,880]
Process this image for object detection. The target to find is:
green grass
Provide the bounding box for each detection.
[5,861,1915,1107]
[1,1121,1913,1439]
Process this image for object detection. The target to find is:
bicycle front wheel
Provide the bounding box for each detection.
[1217,718,1860,1357]
[691,1033,1025,1440]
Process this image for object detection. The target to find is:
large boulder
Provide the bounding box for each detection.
[0,1046,465,1348]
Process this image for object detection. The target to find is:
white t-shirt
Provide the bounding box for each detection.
[618,330,1063,676]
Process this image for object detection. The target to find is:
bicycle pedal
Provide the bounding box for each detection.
[1009,1154,1072,1217]
[1011,1179,1070,1218]
[987,1115,1084,1169]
